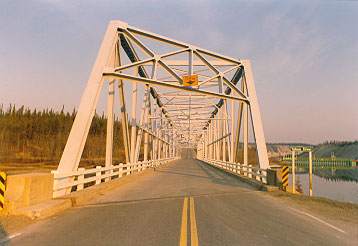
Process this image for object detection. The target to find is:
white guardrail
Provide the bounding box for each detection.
[202,158,267,184]
[51,157,178,198]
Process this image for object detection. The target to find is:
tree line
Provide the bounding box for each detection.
[0,104,126,165]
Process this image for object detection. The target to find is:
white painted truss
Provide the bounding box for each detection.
[56,20,270,193]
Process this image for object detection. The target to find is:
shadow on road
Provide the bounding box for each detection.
[193,159,247,188]
[156,170,210,180]
[159,154,251,189]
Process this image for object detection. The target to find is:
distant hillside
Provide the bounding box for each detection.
[266,143,310,158]
[299,141,358,160]
[266,141,358,160]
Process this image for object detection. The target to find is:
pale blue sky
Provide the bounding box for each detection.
[0,0,357,144]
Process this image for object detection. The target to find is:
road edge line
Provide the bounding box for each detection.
[288,206,347,234]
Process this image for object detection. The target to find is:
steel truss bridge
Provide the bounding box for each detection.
[54,20,270,196]
[8,21,354,246]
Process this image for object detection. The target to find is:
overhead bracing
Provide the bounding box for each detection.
[57,20,270,194]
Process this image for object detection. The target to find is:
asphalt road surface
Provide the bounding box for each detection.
[6,150,356,245]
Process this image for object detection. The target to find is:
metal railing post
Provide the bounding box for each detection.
[96,166,101,185]
[119,163,123,177]
[248,165,252,178]
[78,168,85,190]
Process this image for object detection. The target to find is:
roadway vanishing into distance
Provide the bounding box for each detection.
[8,150,354,245]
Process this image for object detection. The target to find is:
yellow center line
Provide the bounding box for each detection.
[180,197,188,246]
[190,197,199,246]
[180,197,199,246]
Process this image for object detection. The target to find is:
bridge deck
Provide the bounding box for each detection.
[9,152,353,245]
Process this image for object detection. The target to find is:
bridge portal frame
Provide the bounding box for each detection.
[56,20,270,194]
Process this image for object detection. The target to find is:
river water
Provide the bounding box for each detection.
[288,172,358,204]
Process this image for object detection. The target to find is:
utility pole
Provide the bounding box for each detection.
[292,150,296,194]
[189,94,191,148]
[309,150,313,197]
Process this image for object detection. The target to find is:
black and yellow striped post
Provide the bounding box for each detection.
[282,166,289,191]
[0,172,6,210]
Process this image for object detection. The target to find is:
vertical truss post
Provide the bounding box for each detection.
[168,127,172,158]
[217,114,221,160]
[161,113,164,158]
[130,69,138,164]
[234,82,245,163]
[143,87,151,160]
[210,123,212,159]
[172,131,175,158]
[205,130,208,159]
[203,131,206,159]
[222,102,226,162]
[105,49,116,170]
[163,125,166,158]
[213,119,216,159]
[105,78,115,181]
[118,78,130,164]
[172,128,174,158]
[230,101,234,163]
[242,72,248,166]
[225,102,231,160]
[134,86,149,162]
[209,122,213,159]
[213,117,216,159]
[202,141,205,159]
[148,97,153,160]
[152,101,158,160]
[244,100,248,166]
[164,124,167,158]
[215,115,219,160]
[218,113,221,159]
[143,85,150,162]
[157,111,162,160]
[166,123,169,158]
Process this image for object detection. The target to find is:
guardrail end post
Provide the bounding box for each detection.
[51,170,58,198]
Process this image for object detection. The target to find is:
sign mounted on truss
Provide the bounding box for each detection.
[183,75,198,86]
[56,20,270,191]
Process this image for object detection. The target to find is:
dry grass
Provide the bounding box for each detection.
[267,190,358,224]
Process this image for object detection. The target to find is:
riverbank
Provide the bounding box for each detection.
[314,168,358,182]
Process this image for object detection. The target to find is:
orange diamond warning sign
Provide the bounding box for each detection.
[183,75,198,86]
